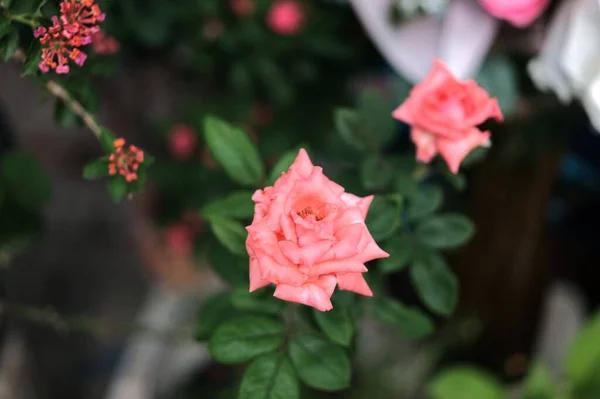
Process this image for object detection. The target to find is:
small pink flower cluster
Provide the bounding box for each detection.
[33,0,105,74]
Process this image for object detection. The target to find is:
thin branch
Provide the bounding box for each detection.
[12,49,102,140]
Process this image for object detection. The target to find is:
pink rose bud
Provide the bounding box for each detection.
[478,0,550,28]
[168,124,198,161]
[392,59,503,174]
[164,224,194,255]
[267,0,304,35]
[246,149,389,312]
[230,0,255,16]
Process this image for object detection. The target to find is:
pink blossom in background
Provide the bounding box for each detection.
[168,124,198,161]
[267,0,304,35]
[246,149,388,312]
[392,59,503,173]
[92,29,120,54]
[230,0,256,17]
[164,224,195,255]
[478,0,550,27]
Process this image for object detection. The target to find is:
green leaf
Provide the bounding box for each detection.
[20,40,42,77]
[334,108,369,152]
[411,251,458,316]
[288,333,351,391]
[476,55,519,116]
[427,366,504,399]
[0,18,11,39]
[358,89,396,148]
[208,217,247,256]
[0,150,52,211]
[99,128,116,153]
[415,213,475,249]
[395,172,419,199]
[360,156,393,190]
[379,233,413,273]
[239,353,300,399]
[1,30,19,62]
[406,185,443,220]
[209,315,284,364]
[268,150,298,185]
[82,158,109,180]
[231,287,285,315]
[196,292,237,341]
[199,191,255,220]
[461,146,489,168]
[372,297,434,339]
[566,311,600,393]
[8,0,38,13]
[107,177,127,203]
[254,58,293,105]
[444,171,467,192]
[203,116,265,186]
[207,241,248,286]
[365,195,402,241]
[522,363,555,399]
[313,307,355,346]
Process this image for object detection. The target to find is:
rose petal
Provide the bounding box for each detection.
[411,128,438,163]
[336,273,373,297]
[437,128,491,173]
[249,257,271,292]
[274,280,334,311]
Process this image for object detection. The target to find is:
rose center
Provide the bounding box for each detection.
[297,206,323,221]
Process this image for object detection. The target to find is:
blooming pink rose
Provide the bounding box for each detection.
[168,124,198,161]
[478,0,550,28]
[246,149,389,312]
[392,59,503,173]
[267,0,304,36]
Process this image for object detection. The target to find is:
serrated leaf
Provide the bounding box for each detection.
[203,116,265,186]
[406,185,443,220]
[379,233,413,273]
[415,213,475,249]
[372,297,434,339]
[231,287,285,315]
[208,216,247,256]
[209,315,284,364]
[288,333,351,391]
[239,353,300,399]
[365,195,402,241]
[313,307,355,346]
[196,292,237,341]
[411,251,458,316]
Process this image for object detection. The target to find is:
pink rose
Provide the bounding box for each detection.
[246,149,389,312]
[267,0,304,36]
[168,124,198,161]
[478,0,550,28]
[392,59,503,173]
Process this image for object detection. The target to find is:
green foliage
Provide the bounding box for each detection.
[209,315,285,364]
[313,307,355,347]
[522,363,556,399]
[200,191,255,220]
[566,311,600,395]
[379,233,414,273]
[196,292,239,341]
[0,150,52,212]
[82,158,109,180]
[207,216,248,256]
[411,251,458,315]
[365,195,403,241]
[427,366,504,399]
[288,333,351,391]
[415,214,475,249]
[239,353,300,399]
[203,116,265,187]
[231,287,285,315]
[372,297,434,339]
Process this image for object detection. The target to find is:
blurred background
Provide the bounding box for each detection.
[1,0,600,398]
